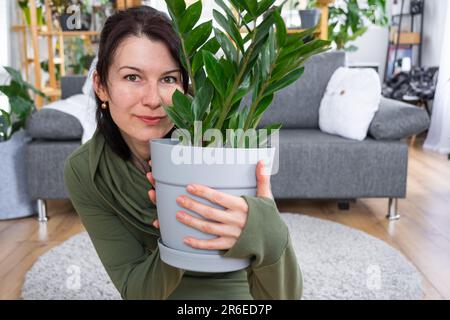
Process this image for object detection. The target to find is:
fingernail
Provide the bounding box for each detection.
[186,185,195,193]
[177,196,185,204]
[176,211,184,219]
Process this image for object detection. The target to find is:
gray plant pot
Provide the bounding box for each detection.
[0,130,33,220]
[299,9,321,29]
[150,138,276,273]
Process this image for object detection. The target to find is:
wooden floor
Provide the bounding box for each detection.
[0,135,449,300]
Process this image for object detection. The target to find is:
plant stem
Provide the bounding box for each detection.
[214,20,257,132]
[176,29,197,95]
[243,49,281,131]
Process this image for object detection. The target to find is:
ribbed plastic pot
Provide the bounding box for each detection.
[299,9,321,29]
[150,138,275,273]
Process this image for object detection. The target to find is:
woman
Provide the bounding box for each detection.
[63,6,302,300]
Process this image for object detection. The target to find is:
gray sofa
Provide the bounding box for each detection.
[25,51,430,222]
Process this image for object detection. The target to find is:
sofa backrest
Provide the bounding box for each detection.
[256,50,346,129]
[61,75,86,99]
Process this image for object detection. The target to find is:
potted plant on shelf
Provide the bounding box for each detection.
[150,0,329,272]
[18,0,45,26]
[328,0,388,51]
[0,67,45,220]
[294,0,321,29]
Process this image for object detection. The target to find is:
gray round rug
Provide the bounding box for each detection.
[21,213,423,300]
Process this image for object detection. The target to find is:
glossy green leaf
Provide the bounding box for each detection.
[265,67,304,97]
[192,37,220,73]
[214,28,238,63]
[202,50,226,97]
[192,80,214,121]
[213,9,244,53]
[179,1,202,33]
[172,89,193,123]
[165,0,186,17]
[273,8,286,48]
[185,21,213,57]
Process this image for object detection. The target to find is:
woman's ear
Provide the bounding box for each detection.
[93,70,108,102]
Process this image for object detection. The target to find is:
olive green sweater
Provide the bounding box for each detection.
[63,129,303,300]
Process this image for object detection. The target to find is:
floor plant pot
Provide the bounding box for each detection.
[151,138,276,272]
[0,130,33,220]
[299,9,321,29]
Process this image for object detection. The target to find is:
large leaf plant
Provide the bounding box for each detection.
[164,0,330,147]
[328,0,388,52]
[0,66,45,142]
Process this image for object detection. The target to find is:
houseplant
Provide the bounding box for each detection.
[151,0,330,272]
[328,0,388,51]
[18,0,45,26]
[293,0,321,29]
[0,66,45,220]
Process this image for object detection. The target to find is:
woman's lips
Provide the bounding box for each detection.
[136,115,166,125]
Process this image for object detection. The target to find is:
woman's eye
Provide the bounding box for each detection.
[125,74,140,82]
[163,76,177,84]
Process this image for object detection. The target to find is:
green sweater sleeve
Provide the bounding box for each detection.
[222,195,303,300]
[63,157,185,300]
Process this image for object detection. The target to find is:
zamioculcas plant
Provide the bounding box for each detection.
[164,0,330,148]
[152,0,330,272]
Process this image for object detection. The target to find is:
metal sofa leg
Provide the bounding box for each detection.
[37,199,48,222]
[386,198,400,221]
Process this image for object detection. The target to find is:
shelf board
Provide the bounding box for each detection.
[42,87,61,97]
[11,24,43,32]
[389,31,421,45]
[38,30,100,37]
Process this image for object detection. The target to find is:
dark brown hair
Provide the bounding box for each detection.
[95,6,189,160]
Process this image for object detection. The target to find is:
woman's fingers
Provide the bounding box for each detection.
[152,219,160,229]
[184,236,236,250]
[176,195,246,228]
[176,211,241,238]
[146,172,156,187]
[148,189,157,205]
[184,184,248,213]
[256,160,274,199]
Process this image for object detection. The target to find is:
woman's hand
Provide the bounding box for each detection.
[147,160,273,250]
[146,160,160,229]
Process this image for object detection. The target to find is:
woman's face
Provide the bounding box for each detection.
[94,35,184,143]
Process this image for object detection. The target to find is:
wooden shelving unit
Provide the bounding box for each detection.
[11,0,101,109]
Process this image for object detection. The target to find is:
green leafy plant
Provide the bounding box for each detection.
[18,0,45,25]
[0,67,45,141]
[328,0,388,51]
[65,38,95,75]
[164,0,330,148]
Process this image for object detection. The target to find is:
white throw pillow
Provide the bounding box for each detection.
[318,67,381,141]
[82,55,98,99]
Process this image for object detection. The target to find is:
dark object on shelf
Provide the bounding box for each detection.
[382,67,439,116]
[410,0,424,14]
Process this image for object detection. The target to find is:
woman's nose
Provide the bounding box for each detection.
[141,83,162,109]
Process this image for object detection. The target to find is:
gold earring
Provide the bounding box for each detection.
[101,101,108,109]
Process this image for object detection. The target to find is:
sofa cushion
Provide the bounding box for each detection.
[368,97,430,140]
[319,67,381,141]
[256,51,346,129]
[25,108,83,140]
[269,129,408,199]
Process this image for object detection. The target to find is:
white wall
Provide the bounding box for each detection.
[0,0,11,68]
[422,0,448,67]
